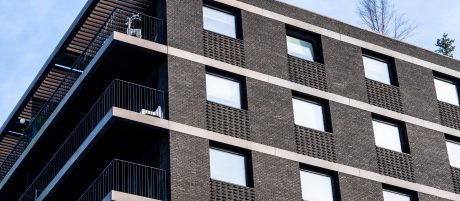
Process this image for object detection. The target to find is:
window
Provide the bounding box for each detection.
[363,55,393,85]
[383,189,412,201]
[434,77,459,106]
[206,73,242,109]
[292,97,327,132]
[372,119,405,153]
[300,169,335,201]
[446,139,460,168]
[209,147,248,186]
[287,35,315,61]
[203,6,237,38]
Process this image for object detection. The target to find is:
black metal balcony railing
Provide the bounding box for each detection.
[78,159,167,201]
[0,8,164,182]
[19,79,164,201]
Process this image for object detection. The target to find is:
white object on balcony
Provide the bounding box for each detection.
[140,106,163,118]
[126,13,142,38]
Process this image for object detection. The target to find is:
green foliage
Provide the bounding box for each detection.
[435,33,456,57]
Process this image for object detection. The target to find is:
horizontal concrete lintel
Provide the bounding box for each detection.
[111,33,460,138]
[214,0,460,79]
[113,108,460,201]
[103,190,161,201]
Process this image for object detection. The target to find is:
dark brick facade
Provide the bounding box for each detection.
[241,11,289,80]
[438,101,460,130]
[338,174,384,201]
[406,124,455,192]
[210,180,255,201]
[162,0,459,200]
[294,125,336,162]
[240,0,460,72]
[365,79,404,113]
[452,167,460,194]
[246,79,297,152]
[376,147,415,182]
[203,30,246,67]
[322,36,369,102]
[169,131,210,201]
[288,55,328,91]
[252,153,302,201]
[396,59,441,122]
[167,56,206,129]
[206,101,250,140]
[10,0,458,200]
[331,103,379,172]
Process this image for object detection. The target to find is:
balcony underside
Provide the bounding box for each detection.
[41,108,169,201]
[0,0,162,175]
[0,35,167,199]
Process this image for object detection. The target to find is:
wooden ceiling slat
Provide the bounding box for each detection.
[68,44,86,52]
[66,47,83,54]
[101,0,147,12]
[12,0,154,161]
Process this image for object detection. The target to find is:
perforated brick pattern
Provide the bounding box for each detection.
[206,101,250,140]
[203,30,245,67]
[210,180,255,201]
[365,79,404,113]
[438,101,460,130]
[288,55,328,91]
[294,125,336,162]
[452,167,460,194]
[376,147,415,182]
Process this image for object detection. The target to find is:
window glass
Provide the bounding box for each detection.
[203,6,237,38]
[372,120,403,153]
[363,56,392,85]
[287,35,315,61]
[434,78,459,106]
[292,98,325,131]
[209,148,247,186]
[446,140,460,168]
[206,73,241,109]
[300,170,334,201]
[383,189,411,201]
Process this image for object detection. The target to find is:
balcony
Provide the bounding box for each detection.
[17,79,165,201]
[78,159,167,201]
[0,7,165,190]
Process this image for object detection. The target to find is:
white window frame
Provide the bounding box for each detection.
[434,76,460,106]
[446,139,460,168]
[292,97,327,132]
[383,189,413,201]
[372,119,405,153]
[300,169,336,201]
[203,5,237,38]
[206,72,243,109]
[363,55,393,85]
[286,35,316,62]
[209,147,248,186]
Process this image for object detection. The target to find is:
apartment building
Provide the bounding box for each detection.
[0,0,459,200]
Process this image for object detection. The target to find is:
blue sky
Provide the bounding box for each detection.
[0,0,459,125]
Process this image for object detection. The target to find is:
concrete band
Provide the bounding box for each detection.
[214,0,460,79]
[112,107,460,200]
[113,32,460,139]
[3,33,458,199]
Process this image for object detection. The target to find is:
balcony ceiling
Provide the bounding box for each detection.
[0,0,153,168]
[68,0,152,54]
